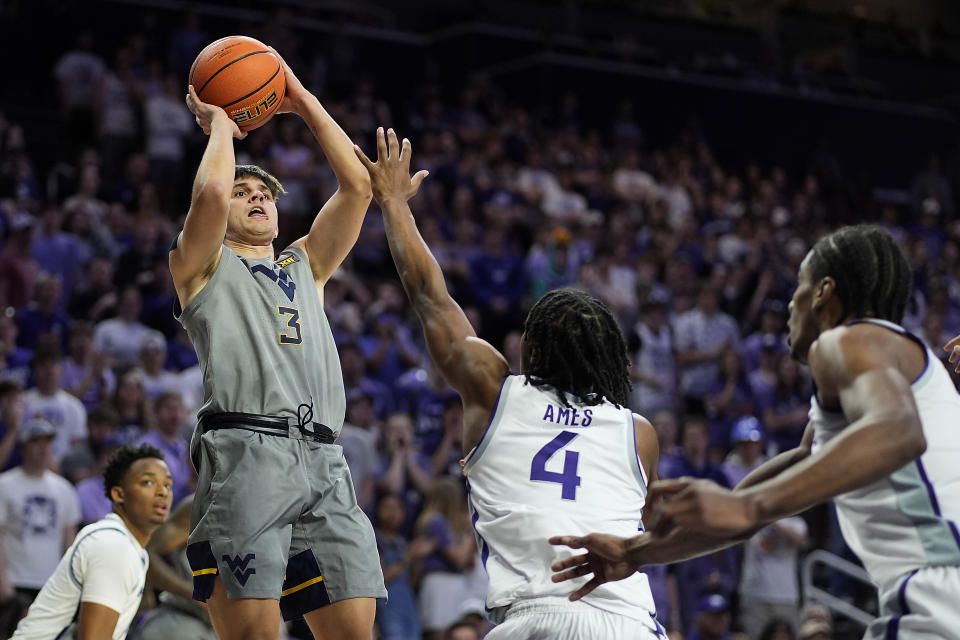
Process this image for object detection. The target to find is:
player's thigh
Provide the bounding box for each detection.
[206,576,283,640]
[303,597,376,640]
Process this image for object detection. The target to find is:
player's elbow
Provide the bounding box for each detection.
[340,172,373,201]
[891,412,926,462]
[192,180,230,209]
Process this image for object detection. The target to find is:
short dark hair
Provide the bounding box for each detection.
[235,165,286,199]
[103,443,165,500]
[807,225,912,324]
[522,288,631,408]
[87,404,121,427]
[0,378,24,398]
[30,347,62,369]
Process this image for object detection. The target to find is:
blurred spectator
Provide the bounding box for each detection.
[115,216,164,289]
[377,413,433,529]
[910,154,954,220]
[430,398,466,478]
[53,31,107,154]
[61,321,116,410]
[738,517,808,638]
[106,367,154,441]
[704,349,754,455]
[525,226,578,300]
[0,419,80,637]
[722,416,768,488]
[165,326,198,372]
[673,415,729,487]
[94,47,145,183]
[374,493,435,640]
[268,119,316,216]
[0,213,38,309]
[93,286,152,367]
[0,379,25,471]
[444,620,481,640]
[30,206,90,296]
[466,226,527,348]
[59,404,120,485]
[138,331,180,400]
[362,312,422,391]
[675,287,740,398]
[687,592,732,640]
[144,74,193,214]
[141,259,180,339]
[339,391,381,512]
[137,392,189,508]
[630,299,677,415]
[74,431,127,526]
[23,348,87,462]
[168,10,209,80]
[651,409,684,480]
[68,256,119,322]
[341,340,394,420]
[760,618,798,640]
[0,308,30,384]
[758,355,809,454]
[741,299,788,373]
[394,364,459,451]
[416,478,477,640]
[16,272,70,351]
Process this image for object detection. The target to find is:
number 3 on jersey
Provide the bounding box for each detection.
[278,306,302,345]
[530,431,581,500]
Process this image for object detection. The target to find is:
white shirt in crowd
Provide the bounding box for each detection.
[22,390,88,462]
[92,319,153,368]
[0,467,81,589]
[12,514,149,640]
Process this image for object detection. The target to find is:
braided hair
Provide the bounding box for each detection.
[522,288,632,408]
[807,224,912,324]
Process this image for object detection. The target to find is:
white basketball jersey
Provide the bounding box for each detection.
[809,319,960,587]
[463,375,657,624]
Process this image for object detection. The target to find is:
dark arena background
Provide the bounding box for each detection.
[1,1,959,639]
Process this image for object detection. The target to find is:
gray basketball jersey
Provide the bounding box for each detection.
[177,244,345,434]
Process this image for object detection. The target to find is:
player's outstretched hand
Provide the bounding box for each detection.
[354,127,429,206]
[549,533,639,601]
[266,46,310,115]
[945,335,960,373]
[646,477,757,537]
[185,85,245,139]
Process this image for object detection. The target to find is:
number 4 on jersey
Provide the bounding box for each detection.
[530,431,581,500]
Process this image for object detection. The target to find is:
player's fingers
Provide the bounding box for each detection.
[944,335,960,351]
[948,344,960,364]
[376,127,387,162]
[550,550,588,572]
[400,137,412,167]
[569,577,602,601]
[551,563,593,583]
[410,170,430,193]
[387,128,400,160]
[549,535,585,549]
[646,478,692,503]
[353,145,376,172]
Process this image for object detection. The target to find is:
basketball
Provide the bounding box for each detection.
[189,35,286,131]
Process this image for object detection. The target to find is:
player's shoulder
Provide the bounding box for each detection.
[811,323,902,364]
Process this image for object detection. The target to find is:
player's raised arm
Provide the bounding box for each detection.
[169,85,245,303]
[270,48,372,284]
[354,128,509,441]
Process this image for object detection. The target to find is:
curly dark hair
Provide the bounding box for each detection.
[521,288,631,408]
[808,224,912,324]
[235,165,286,199]
[102,443,165,500]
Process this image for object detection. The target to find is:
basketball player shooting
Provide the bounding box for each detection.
[552,225,960,638]
[354,128,667,639]
[170,48,385,639]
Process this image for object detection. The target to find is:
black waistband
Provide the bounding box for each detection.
[197,412,336,444]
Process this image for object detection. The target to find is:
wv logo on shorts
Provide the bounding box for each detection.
[222,553,257,586]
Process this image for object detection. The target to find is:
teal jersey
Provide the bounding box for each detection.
[177,245,345,434]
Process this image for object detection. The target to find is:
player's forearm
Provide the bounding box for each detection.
[190,117,236,204]
[146,553,194,601]
[743,413,924,525]
[381,199,450,312]
[628,527,753,566]
[735,447,807,490]
[296,96,371,195]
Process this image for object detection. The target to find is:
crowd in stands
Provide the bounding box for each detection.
[0,10,958,640]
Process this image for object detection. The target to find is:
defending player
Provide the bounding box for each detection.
[354,128,664,639]
[552,225,960,638]
[171,50,384,639]
[11,444,171,640]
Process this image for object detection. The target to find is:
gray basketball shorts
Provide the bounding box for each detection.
[186,427,386,620]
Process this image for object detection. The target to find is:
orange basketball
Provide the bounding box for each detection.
[189,35,286,131]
